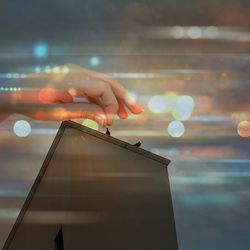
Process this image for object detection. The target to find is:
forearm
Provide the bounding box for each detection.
[0,68,60,121]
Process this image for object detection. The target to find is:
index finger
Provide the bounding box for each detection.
[92,73,144,114]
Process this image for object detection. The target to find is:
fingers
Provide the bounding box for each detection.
[117,100,128,119]
[21,103,107,127]
[38,87,73,104]
[36,65,144,126]
[62,103,107,127]
[83,82,119,126]
[100,86,119,126]
[109,81,144,114]
[85,71,144,115]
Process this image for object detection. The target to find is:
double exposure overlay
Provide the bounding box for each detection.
[0,1,250,249]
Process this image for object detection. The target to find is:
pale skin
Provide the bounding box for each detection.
[0,64,144,127]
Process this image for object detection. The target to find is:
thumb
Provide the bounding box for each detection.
[38,87,73,104]
[30,103,107,127]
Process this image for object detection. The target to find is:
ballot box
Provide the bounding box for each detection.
[3,120,178,250]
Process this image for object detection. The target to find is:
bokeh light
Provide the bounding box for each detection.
[168,121,185,138]
[205,26,219,39]
[90,56,100,66]
[170,26,185,39]
[33,42,48,59]
[6,73,11,79]
[0,87,21,92]
[35,66,41,73]
[82,119,99,130]
[187,26,202,39]
[13,120,31,137]
[164,92,179,113]
[45,66,52,73]
[237,121,250,138]
[53,66,60,74]
[172,95,195,121]
[148,95,166,113]
[62,66,70,74]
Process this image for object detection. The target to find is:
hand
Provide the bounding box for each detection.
[3,64,144,127]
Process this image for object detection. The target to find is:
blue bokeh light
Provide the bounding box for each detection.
[35,66,41,73]
[33,42,48,59]
[13,120,31,137]
[90,56,100,66]
[168,120,185,138]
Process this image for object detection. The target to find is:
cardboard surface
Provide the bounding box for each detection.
[4,121,177,250]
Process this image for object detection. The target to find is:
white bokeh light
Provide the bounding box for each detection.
[53,66,60,74]
[170,26,185,39]
[187,26,202,39]
[13,120,31,137]
[205,26,219,39]
[148,95,166,113]
[172,95,195,121]
[62,66,70,74]
[164,92,179,113]
[168,121,185,138]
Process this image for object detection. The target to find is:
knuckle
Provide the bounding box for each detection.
[98,81,107,90]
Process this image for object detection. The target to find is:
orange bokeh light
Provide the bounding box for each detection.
[237,121,250,138]
[38,87,57,104]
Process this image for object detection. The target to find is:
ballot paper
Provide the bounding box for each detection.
[4,120,178,250]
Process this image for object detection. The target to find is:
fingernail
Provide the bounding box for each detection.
[121,114,128,119]
[134,104,144,114]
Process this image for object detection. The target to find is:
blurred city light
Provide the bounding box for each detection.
[35,66,41,73]
[4,73,26,79]
[90,56,100,67]
[148,95,166,113]
[168,121,185,138]
[20,74,26,79]
[172,95,195,121]
[164,92,179,113]
[0,1,250,249]
[112,72,156,79]
[170,26,185,39]
[45,66,52,73]
[178,194,237,206]
[187,26,202,39]
[13,120,31,137]
[145,26,250,42]
[6,73,11,79]
[62,66,70,74]
[237,121,250,138]
[0,87,21,92]
[205,26,219,39]
[33,42,48,59]
[53,66,60,74]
